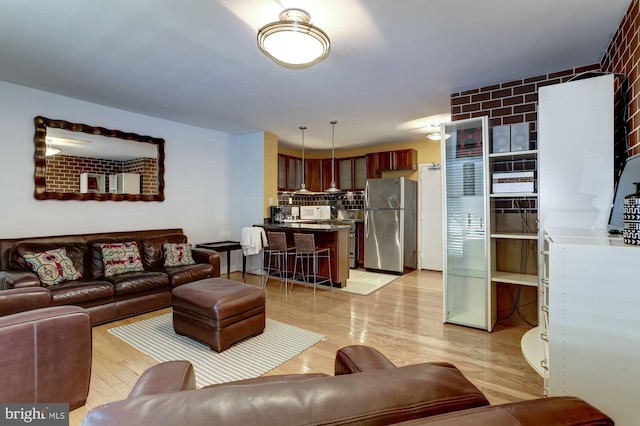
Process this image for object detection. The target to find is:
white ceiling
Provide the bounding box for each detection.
[0,0,630,150]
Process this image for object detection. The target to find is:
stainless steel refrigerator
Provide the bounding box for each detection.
[364,177,417,274]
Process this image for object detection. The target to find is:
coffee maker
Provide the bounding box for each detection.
[270,206,285,223]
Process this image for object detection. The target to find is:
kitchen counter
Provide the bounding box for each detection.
[258,223,350,287]
[265,222,352,231]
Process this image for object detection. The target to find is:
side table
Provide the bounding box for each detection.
[195,241,245,278]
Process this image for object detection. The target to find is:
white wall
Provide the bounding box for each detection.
[0,81,264,249]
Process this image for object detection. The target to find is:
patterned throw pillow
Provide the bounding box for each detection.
[100,241,145,277]
[163,243,196,267]
[23,247,82,287]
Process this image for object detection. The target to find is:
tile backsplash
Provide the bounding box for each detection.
[277,191,364,210]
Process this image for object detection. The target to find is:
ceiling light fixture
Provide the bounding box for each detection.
[426,124,450,141]
[257,8,330,69]
[295,126,310,194]
[46,145,61,156]
[325,120,341,193]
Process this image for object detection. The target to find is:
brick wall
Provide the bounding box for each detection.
[451,63,602,148]
[601,0,638,158]
[45,155,157,193]
[449,63,602,216]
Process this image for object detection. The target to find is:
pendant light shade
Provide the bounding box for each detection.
[325,120,341,193]
[257,9,330,69]
[295,126,310,194]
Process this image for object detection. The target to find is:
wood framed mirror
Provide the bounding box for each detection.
[34,116,165,201]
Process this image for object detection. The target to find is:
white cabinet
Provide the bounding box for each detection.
[544,228,640,425]
[79,173,105,193]
[442,116,491,330]
[521,74,615,388]
[109,173,140,195]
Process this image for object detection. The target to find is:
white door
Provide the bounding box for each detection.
[418,163,443,271]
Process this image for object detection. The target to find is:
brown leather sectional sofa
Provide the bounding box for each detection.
[82,345,613,426]
[0,228,220,325]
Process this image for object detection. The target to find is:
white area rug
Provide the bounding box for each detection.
[338,269,399,295]
[108,313,325,388]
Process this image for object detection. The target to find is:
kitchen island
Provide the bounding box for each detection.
[258,223,350,287]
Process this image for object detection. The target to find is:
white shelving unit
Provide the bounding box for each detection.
[488,148,538,289]
[79,173,105,194]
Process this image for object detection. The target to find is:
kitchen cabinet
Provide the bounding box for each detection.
[441,116,491,331]
[278,154,302,191]
[278,155,287,190]
[366,149,417,178]
[338,158,352,190]
[260,224,350,287]
[304,159,323,192]
[394,149,418,170]
[356,222,365,266]
[354,157,366,189]
[338,156,366,191]
[278,150,402,192]
[321,158,336,191]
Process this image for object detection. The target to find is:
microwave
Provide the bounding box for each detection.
[300,206,331,220]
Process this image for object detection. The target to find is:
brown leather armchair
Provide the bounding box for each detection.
[0,288,92,410]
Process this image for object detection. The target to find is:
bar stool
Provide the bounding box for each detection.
[263,232,295,289]
[293,233,333,294]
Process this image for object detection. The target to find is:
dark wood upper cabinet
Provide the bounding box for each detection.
[366,149,417,178]
[338,158,352,190]
[304,159,322,192]
[322,158,335,191]
[278,154,302,191]
[278,155,287,190]
[354,156,366,189]
[394,149,418,171]
[278,149,414,191]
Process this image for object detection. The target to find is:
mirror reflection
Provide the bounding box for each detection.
[34,116,165,201]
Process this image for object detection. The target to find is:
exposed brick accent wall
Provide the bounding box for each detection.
[123,157,157,194]
[45,155,156,193]
[451,63,602,149]
[450,64,601,215]
[601,0,638,157]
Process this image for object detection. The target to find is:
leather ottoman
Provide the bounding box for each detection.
[172,278,266,352]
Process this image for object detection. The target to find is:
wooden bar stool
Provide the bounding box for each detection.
[263,231,295,289]
[293,233,333,294]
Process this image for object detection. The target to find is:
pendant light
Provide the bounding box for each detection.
[295,126,310,194]
[325,120,341,193]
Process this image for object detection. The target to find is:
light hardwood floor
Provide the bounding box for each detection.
[70,269,543,425]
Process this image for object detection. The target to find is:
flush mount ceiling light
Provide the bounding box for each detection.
[295,126,311,194]
[325,120,341,193]
[257,8,330,69]
[45,145,61,156]
[426,124,450,141]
